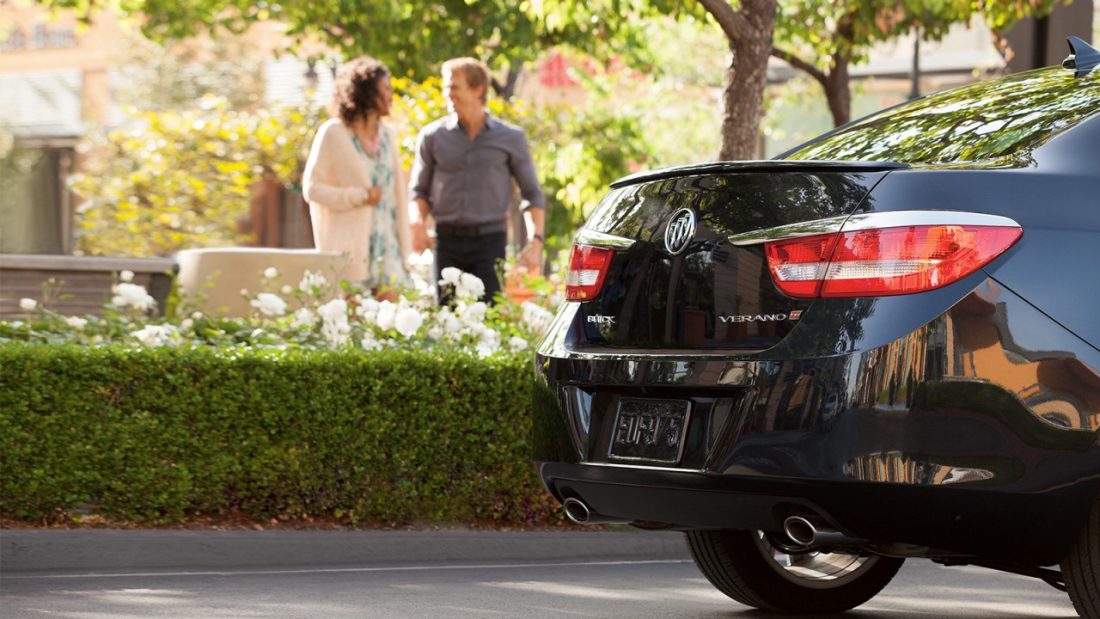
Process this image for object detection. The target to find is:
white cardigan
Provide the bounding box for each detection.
[302,118,410,283]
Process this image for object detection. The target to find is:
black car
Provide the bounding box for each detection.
[533,38,1100,615]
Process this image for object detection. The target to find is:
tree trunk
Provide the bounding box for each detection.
[491,61,523,101]
[718,0,777,160]
[824,56,851,127]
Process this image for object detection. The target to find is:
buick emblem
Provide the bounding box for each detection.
[664,209,696,255]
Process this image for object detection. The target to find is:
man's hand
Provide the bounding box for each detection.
[411,219,435,252]
[409,199,434,252]
[518,239,542,274]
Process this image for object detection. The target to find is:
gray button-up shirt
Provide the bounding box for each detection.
[409,114,545,226]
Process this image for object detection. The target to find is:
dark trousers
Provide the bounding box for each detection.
[435,231,507,305]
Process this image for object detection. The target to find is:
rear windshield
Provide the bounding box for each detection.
[784,66,1100,165]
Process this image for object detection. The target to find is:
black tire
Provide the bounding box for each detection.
[1063,495,1100,618]
[686,529,904,614]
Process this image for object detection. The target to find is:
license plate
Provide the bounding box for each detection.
[608,398,691,464]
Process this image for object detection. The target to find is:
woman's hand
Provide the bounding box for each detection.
[365,185,382,206]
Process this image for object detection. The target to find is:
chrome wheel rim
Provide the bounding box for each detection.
[753,531,879,590]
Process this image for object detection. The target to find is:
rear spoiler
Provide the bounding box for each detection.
[610,160,909,188]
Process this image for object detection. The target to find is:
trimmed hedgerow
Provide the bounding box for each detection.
[0,343,557,525]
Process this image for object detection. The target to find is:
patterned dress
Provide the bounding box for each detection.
[352,128,407,287]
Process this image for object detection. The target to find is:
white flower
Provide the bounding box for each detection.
[361,333,383,351]
[476,340,499,358]
[240,288,249,296]
[111,283,156,311]
[263,267,279,279]
[522,301,554,334]
[250,328,265,339]
[412,275,434,298]
[64,316,88,330]
[440,267,462,287]
[375,300,396,330]
[292,308,316,329]
[119,270,134,282]
[280,285,293,295]
[299,270,328,292]
[457,272,486,300]
[91,335,104,344]
[180,318,194,330]
[458,301,487,324]
[317,299,350,348]
[321,321,350,348]
[427,326,443,339]
[437,309,462,336]
[132,324,180,347]
[408,249,434,268]
[355,298,381,324]
[19,298,37,311]
[191,311,203,320]
[250,292,288,317]
[317,298,348,323]
[394,307,424,338]
[509,336,529,351]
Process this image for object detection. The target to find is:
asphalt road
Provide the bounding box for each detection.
[0,529,1078,618]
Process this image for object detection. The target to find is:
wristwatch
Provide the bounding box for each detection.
[531,234,544,243]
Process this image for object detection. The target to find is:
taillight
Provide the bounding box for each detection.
[565,244,614,301]
[765,224,1022,298]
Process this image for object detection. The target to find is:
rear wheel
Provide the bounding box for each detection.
[686,529,903,614]
[1063,495,1100,618]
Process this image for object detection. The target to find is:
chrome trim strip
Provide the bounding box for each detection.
[728,210,1021,247]
[584,461,706,473]
[727,215,848,246]
[574,228,637,249]
[561,345,761,360]
[841,210,1021,231]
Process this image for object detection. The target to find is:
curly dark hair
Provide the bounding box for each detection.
[331,56,390,124]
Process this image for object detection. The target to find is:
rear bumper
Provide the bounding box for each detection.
[532,279,1100,566]
[539,461,1093,566]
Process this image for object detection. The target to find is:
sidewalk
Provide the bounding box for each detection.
[0,528,690,574]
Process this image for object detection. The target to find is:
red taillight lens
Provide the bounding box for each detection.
[565,244,615,301]
[764,225,1022,298]
[764,233,842,298]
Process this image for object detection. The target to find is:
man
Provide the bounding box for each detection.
[408,57,545,304]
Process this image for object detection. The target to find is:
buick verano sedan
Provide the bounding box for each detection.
[533,37,1100,615]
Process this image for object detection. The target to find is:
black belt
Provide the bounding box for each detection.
[435,222,507,237]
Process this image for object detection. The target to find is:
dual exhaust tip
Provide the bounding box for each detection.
[562,498,858,549]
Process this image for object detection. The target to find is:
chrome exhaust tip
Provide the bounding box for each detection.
[562,497,592,524]
[783,515,818,546]
[783,515,865,549]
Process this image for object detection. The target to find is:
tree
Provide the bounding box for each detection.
[70,98,321,256]
[531,0,778,160]
[45,0,776,158]
[697,0,778,158]
[771,0,1067,127]
[42,0,650,100]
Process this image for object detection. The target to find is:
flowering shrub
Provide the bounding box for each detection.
[1,264,560,358]
[0,264,567,526]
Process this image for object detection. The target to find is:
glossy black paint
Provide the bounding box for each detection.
[535,278,1100,564]
[534,65,1100,570]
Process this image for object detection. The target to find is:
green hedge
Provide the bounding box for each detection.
[0,343,558,525]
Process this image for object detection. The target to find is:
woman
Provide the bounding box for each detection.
[303,56,411,286]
